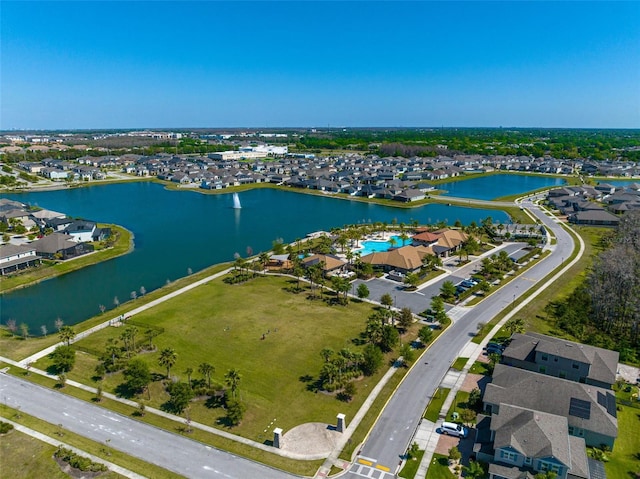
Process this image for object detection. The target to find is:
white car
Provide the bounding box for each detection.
[441,421,468,438]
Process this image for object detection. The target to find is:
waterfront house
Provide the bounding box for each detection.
[32,232,94,259]
[0,243,41,275]
[63,220,97,242]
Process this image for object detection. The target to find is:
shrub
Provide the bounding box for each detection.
[0,421,14,434]
[54,446,107,472]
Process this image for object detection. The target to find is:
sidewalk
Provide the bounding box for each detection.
[19,266,234,367]
[412,341,485,479]
[1,417,146,479]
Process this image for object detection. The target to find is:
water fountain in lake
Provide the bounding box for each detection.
[232,192,241,209]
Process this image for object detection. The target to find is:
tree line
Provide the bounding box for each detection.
[545,211,640,362]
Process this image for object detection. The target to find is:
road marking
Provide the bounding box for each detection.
[376,464,391,472]
[415,291,425,296]
[358,458,373,466]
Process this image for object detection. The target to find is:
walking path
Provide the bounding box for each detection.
[19,266,235,367]
[2,195,597,479]
[1,417,146,479]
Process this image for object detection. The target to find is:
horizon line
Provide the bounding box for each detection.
[3,126,640,133]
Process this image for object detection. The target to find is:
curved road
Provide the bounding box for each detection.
[0,198,575,479]
[344,198,576,478]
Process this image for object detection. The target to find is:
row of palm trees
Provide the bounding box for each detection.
[158,348,242,398]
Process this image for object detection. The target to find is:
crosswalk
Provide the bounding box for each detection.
[347,457,396,479]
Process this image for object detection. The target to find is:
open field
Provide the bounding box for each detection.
[0,224,132,294]
[36,274,412,441]
[0,261,232,360]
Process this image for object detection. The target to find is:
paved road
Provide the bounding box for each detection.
[0,199,573,479]
[0,373,295,479]
[344,199,575,478]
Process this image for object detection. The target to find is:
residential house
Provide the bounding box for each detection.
[568,210,620,226]
[474,404,590,479]
[63,220,97,242]
[0,243,41,275]
[501,332,619,389]
[32,232,94,260]
[483,364,618,449]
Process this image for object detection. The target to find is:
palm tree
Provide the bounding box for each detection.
[258,252,270,273]
[198,362,214,389]
[185,367,194,388]
[158,348,177,378]
[320,347,334,363]
[505,317,525,336]
[58,326,76,346]
[127,326,138,351]
[145,329,158,350]
[399,232,409,246]
[105,338,120,365]
[225,369,242,398]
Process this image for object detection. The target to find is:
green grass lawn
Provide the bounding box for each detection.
[0,427,127,479]
[450,357,468,371]
[518,225,609,338]
[399,449,425,479]
[42,275,407,441]
[0,405,176,479]
[424,388,451,422]
[425,453,455,479]
[445,391,471,422]
[0,261,231,360]
[468,361,491,375]
[604,404,640,478]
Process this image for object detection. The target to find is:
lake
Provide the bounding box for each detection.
[2,183,509,331]
[438,174,565,200]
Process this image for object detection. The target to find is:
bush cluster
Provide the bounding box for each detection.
[54,446,108,472]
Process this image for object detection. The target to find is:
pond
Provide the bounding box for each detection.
[438,174,565,200]
[2,182,510,331]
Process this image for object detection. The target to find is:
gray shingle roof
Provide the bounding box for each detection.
[485,364,617,439]
[504,332,618,386]
[492,404,571,466]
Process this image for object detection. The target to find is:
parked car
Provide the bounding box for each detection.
[461,280,476,288]
[486,342,505,351]
[441,421,468,438]
[486,343,504,355]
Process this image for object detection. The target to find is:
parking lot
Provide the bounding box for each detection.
[350,243,527,315]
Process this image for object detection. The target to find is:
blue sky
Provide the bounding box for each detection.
[1,1,639,129]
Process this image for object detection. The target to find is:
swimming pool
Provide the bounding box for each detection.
[356,235,412,256]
